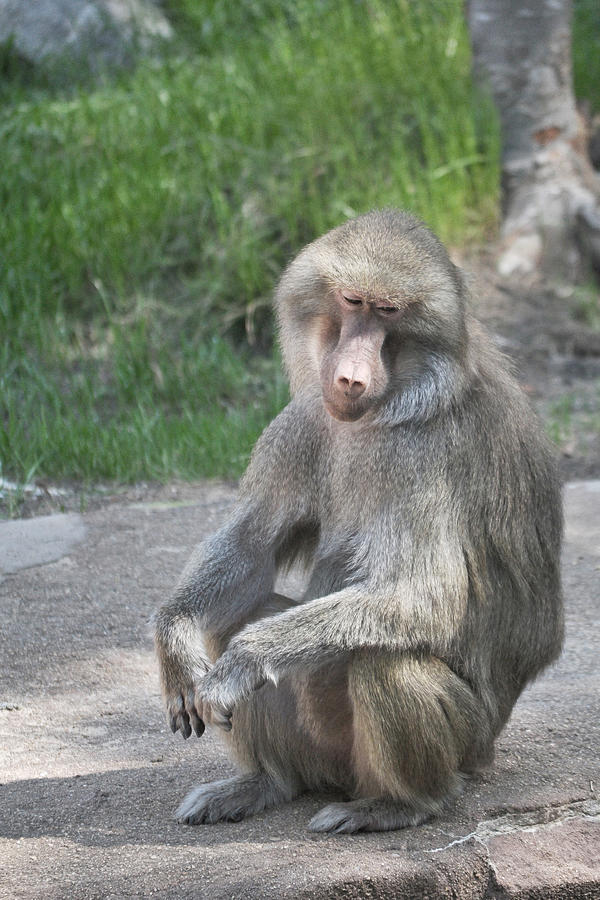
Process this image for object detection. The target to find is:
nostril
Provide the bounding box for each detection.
[336,375,366,399]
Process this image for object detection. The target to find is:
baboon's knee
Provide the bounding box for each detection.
[349,654,490,801]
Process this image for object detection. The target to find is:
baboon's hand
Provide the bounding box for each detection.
[200,643,269,730]
[165,683,205,739]
[159,652,211,740]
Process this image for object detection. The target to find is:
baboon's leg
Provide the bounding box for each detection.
[309,797,428,833]
[178,593,304,826]
[310,653,491,834]
[176,772,296,825]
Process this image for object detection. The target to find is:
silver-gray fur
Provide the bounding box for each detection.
[155,209,563,833]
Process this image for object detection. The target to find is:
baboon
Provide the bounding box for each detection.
[154,209,563,833]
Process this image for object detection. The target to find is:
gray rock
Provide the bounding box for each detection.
[0,0,172,70]
[0,512,86,576]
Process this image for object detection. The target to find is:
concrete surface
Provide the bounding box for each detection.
[0,481,598,899]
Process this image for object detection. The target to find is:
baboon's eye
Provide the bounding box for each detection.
[376,305,399,316]
[342,295,363,307]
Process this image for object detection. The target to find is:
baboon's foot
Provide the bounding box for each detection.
[175,773,291,825]
[308,798,433,834]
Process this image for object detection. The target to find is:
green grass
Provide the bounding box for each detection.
[1,329,288,483]
[546,395,575,448]
[571,283,600,330]
[545,385,600,461]
[7,0,583,488]
[573,0,600,114]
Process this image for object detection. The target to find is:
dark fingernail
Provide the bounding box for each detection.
[193,719,205,737]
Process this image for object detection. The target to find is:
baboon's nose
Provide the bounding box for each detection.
[336,374,367,399]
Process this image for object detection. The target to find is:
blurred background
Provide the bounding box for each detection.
[1,0,599,512]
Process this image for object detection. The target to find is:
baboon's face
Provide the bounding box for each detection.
[277,211,466,421]
[316,289,402,422]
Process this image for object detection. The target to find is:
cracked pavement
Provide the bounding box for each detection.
[0,480,598,899]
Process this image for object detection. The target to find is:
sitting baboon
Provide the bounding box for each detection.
[154,209,563,833]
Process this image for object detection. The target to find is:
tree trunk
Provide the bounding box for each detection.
[468,0,600,280]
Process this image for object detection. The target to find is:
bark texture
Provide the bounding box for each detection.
[468,0,600,280]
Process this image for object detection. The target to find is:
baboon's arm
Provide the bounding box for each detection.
[201,556,469,724]
[154,402,320,736]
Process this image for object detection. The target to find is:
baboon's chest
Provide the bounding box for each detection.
[319,426,415,527]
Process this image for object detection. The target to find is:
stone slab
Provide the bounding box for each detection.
[488,815,600,898]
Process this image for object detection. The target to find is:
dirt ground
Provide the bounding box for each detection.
[0,480,598,899]
[1,263,599,521]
